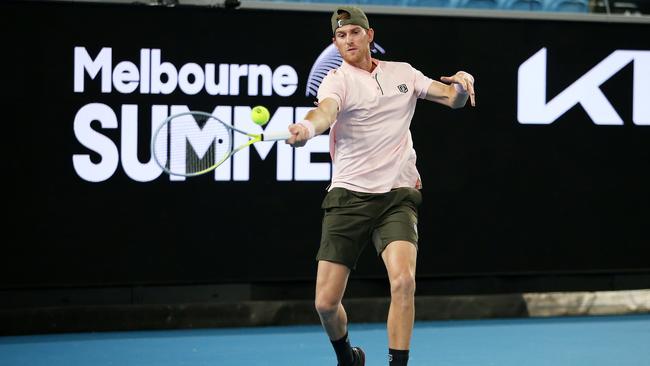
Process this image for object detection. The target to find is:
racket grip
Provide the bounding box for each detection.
[262,131,292,141]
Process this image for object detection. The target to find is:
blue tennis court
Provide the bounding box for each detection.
[2,314,648,366]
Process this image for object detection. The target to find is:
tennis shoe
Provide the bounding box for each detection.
[337,346,365,366]
[351,346,365,366]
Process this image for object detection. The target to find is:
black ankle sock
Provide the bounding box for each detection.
[388,348,409,366]
[331,332,355,366]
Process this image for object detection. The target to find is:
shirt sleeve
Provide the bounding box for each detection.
[317,69,345,111]
[412,66,434,99]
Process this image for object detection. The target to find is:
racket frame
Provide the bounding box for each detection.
[151,110,290,177]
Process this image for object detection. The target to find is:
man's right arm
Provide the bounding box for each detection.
[287,98,339,147]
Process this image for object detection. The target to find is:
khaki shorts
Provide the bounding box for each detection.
[316,187,422,270]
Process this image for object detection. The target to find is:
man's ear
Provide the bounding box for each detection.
[367,28,374,43]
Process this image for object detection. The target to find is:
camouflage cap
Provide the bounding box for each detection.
[331,6,370,34]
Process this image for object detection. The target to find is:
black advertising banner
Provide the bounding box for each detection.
[2,1,649,288]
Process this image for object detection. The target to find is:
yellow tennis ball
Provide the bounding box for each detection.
[251,106,270,126]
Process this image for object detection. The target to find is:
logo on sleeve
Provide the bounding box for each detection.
[397,84,408,93]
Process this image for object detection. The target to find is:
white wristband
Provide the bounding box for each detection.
[296,119,316,139]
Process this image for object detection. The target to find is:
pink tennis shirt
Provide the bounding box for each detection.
[317,58,433,193]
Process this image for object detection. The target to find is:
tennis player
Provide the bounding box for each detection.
[287,6,475,366]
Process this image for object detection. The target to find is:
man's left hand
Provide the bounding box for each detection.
[441,71,476,107]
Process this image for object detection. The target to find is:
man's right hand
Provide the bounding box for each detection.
[287,123,310,147]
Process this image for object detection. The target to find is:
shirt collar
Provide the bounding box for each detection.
[341,58,381,76]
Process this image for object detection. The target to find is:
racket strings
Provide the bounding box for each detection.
[184,141,217,175]
[155,113,232,176]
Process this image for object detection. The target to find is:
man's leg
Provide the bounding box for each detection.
[315,260,364,366]
[381,240,417,365]
[315,260,350,340]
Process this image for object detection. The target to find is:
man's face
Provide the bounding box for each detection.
[332,24,374,64]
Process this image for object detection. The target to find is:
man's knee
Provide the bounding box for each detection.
[390,271,416,298]
[315,294,341,317]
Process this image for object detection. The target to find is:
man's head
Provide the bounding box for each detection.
[331,6,370,34]
[331,6,374,65]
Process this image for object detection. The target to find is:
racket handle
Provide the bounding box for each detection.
[262,131,292,141]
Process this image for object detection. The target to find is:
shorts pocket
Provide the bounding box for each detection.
[321,188,351,209]
[409,188,422,207]
[396,187,422,208]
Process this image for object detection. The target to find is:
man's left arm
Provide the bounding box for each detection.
[423,71,475,109]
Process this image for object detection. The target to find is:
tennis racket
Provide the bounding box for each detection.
[151,110,291,177]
